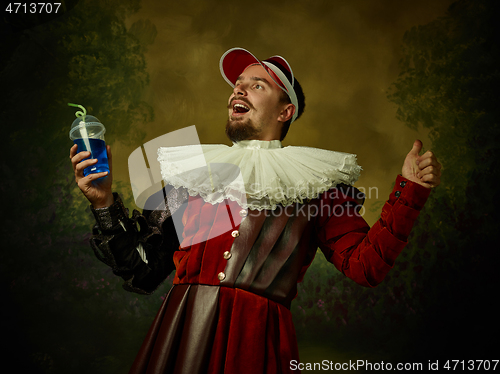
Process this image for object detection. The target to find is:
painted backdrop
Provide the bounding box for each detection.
[1,0,498,372]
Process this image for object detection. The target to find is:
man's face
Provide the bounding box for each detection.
[226,64,286,142]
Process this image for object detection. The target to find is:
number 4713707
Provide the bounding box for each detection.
[444,360,499,371]
[5,3,62,14]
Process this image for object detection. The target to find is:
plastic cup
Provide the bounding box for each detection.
[69,114,109,177]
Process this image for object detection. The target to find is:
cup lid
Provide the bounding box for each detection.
[69,115,105,139]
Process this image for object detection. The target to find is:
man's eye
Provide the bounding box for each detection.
[254,84,262,89]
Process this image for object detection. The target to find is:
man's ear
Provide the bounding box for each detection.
[278,103,295,123]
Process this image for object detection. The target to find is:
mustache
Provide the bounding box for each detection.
[227,96,254,110]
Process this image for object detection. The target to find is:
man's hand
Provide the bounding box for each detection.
[402,140,441,189]
[70,144,114,208]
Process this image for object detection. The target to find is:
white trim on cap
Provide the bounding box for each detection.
[267,55,295,86]
[262,61,298,123]
[219,47,259,87]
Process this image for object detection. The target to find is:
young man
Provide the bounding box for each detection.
[70,48,441,374]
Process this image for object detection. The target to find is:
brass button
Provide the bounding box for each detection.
[218,272,226,281]
[395,191,401,198]
[239,209,248,217]
[223,251,232,260]
[231,230,240,238]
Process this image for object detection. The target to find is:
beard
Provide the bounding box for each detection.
[225,117,261,142]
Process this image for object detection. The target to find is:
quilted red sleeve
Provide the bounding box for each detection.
[316,175,431,287]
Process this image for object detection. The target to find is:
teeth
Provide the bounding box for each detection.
[234,103,250,110]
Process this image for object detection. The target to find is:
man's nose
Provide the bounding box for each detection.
[233,83,246,96]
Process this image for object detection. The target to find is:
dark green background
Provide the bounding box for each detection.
[1,0,498,372]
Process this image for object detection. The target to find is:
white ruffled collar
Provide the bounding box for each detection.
[157,139,361,210]
[233,139,283,149]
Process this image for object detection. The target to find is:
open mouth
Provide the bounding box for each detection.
[232,102,250,115]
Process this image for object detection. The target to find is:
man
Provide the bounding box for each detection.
[70,48,441,374]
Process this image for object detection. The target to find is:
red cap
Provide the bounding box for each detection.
[220,48,299,123]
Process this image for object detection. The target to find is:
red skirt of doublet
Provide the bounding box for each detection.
[129,284,300,374]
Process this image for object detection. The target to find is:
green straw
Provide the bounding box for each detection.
[68,103,91,157]
[68,103,87,119]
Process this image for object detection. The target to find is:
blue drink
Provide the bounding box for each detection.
[74,138,109,177]
[69,112,108,179]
